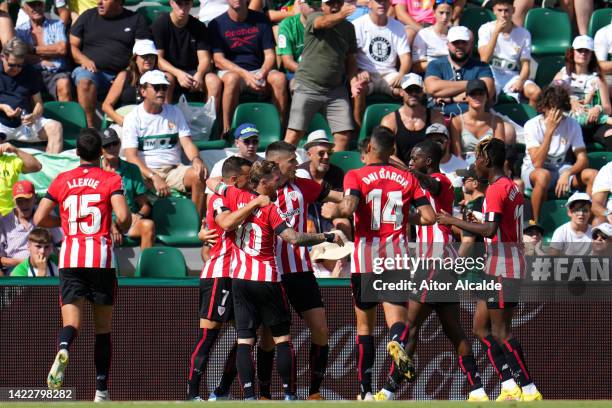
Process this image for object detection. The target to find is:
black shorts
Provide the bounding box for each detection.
[281,272,324,314]
[232,279,291,339]
[409,267,460,305]
[199,277,234,322]
[350,273,408,311]
[476,275,522,309]
[59,268,117,306]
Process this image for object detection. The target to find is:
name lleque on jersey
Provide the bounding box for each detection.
[361,168,410,188]
[67,178,100,190]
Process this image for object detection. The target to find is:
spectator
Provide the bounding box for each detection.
[310,229,353,278]
[345,0,369,22]
[592,161,612,225]
[548,192,593,256]
[351,0,411,127]
[16,0,71,102]
[70,0,150,127]
[424,123,468,186]
[10,227,58,277]
[0,10,15,48]
[152,0,222,113]
[284,0,358,151]
[0,142,41,216]
[449,79,506,162]
[102,40,158,137]
[123,70,207,217]
[591,222,612,256]
[594,21,612,75]
[393,0,464,44]
[199,0,261,25]
[0,37,63,153]
[101,128,155,250]
[0,180,62,275]
[380,73,444,166]
[424,26,495,117]
[456,164,484,210]
[478,0,540,107]
[522,86,597,222]
[209,0,288,135]
[411,0,452,74]
[512,0,593,36]
[523,221,546,256]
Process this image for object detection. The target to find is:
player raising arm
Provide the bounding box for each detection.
[34,129,131,402]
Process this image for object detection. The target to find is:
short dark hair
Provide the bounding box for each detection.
[249,160,279,187]
[536,86,572,113]
[414,139,442,165]
[370,126,395,157]
[491,0,513,7]
[222,156,252,178]
[265,141,296,160]
[28,227,52,245]
[359,136,370,155]
[475,138,506,168]
[76,128,102,162]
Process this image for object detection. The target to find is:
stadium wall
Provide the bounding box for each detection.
[1,278,610,400]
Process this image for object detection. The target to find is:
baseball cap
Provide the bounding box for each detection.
[400,73,424,90]
[572,35,594,51]
[139,70,170,86]
[13,180,35,200]
[133,39,158,56]
[523,221,544,235]
[425,123,449,138]
[566,191,592,207]
[304,130,334,150]
[21,0,43,5]
[234,123,260,140]
[447,26,471,43]
[456,164,477,180]
[101,128,120,147]
[593,223,612,238]
[466,79,487,95]
[310,230,354,261]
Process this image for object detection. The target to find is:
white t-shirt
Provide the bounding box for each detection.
[592,161,612,212]
[440,154,469,187]
[522,115,585,168]
[549,222,593,256]
[199,0,229,25]
[353,15,410,75]
[478,22,531,76]
[594,23,612,62]
[556,67,600,102]
[412,26,448,62]
[122,103,191,169]
[205,154,263,194]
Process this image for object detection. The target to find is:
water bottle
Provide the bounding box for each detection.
[21,110,33,140]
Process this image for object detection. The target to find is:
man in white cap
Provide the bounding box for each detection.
[123,70,207,217]
[592,222,612,256]
[425,122,469,186]
[351,0,410,127]
[548,192,593,256]
[424,25,495,116]
[380,73,444,166]
[592,161,612,225]
[478,0,541,107]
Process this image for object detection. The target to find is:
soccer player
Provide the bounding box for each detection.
[397,139,488,402]
[34,128,132,402]
[322,126,436,401]
[259,141,343,400]
[210,160,344,400]
[437,138,543,401]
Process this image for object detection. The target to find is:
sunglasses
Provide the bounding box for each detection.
[575,48,592,53]
[435,0,454,4]
[316,149,334,158]
[593,233,610,241]
[3,56,23,69]
[241,138,259,145]
[150,84,169,92]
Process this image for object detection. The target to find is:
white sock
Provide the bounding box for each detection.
[501,378,518,391]
[469,387,487,398]
[522,383,537,394]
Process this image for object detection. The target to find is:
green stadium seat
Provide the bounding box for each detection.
[300,113,332,147]
[365,94,400,106]
[525,8,572,57]
[588,8,612,38]
[493,103,537,126]
[359,103,401,143]
[231,102,281,151]
[587,151,611,170]
[43,101,87,149]
[137,5,172,25]
[134,247,187,278]
[459,7,496,53]
[330,151,363,173]
[586,142,606,152]
[534,55,565,88]
[539,199,570,241]
[152,197,201,246]
[181,102,228,150]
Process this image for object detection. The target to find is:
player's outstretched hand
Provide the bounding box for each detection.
[254,194,271,208]
[436,209,454,226]
[331,230,345,247]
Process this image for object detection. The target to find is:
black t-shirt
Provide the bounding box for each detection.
[151,13,210,72]
[0,64,44,127]
[71,8,151,74]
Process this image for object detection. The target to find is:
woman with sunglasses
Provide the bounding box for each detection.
[411,0,453,74]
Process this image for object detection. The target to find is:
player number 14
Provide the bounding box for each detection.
[366,189,403,231]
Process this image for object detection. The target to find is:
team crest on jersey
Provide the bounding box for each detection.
[369,37,392,62]
[288,190,299,201]
[217,306,226,316]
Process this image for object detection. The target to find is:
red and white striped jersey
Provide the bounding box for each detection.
[275,177,328,275]
[221,186,289,282]
[46,165,123,269]
[201,193,234,279]
[482,176,525,279]
[416,173,455,257]
[344,164,429,274]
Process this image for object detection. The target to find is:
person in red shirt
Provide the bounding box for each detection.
[323,126,435,401]
[437,138,542,402]
[33,129,131,402]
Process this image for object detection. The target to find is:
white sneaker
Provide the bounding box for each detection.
[358,392,374,401]
[94,390,110,402]
[47,349,69,390]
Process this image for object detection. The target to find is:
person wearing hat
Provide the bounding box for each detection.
[123,69,208,217]
[310,229,353,278]
[0,141,41,216]
[456,163,485,213]
[380,73,444,166]
[424,25,495,117]
[548,192,594,256]
[553,35,612,129]
[592,161,612,225]
[15,0,72,102]
[69,0,151,127]
[523,221,546,256]
[592,222,612,256]
[351,0,411,127]
[477,0,541,107]
[101,128,155,250]
[425,123,469,186]
[102,40,159,133]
